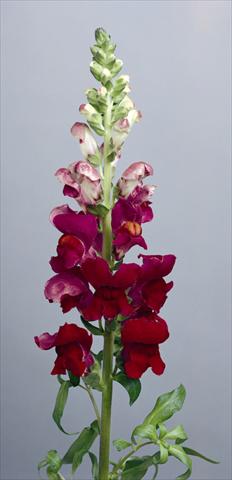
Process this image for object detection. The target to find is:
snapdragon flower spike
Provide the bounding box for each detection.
[44,268,93,314]
[55,161,103,210]
[130,254,176,312]
[121,313,169,378]
[34,323,93,377]
[117,162,154,198]
[80,257,140,321]
[49,205,98,272]
[71,122,100,161]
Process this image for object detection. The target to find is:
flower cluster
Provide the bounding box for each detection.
[35,139,175,378]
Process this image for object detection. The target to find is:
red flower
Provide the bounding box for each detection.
[130,254,176,312]
[34,323,93,377]
[121,313,169,378]
[49,205,98,272]
[81,257,140,320]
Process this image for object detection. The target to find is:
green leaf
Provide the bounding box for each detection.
[121,456,153,480]
[88,451,98,480]
[131,424,157,444]
[113,438,132,452]
[38,450,63,478]
[163,424,188,443]
[62,420,99,474]
[68,371,80,387]
[143,384,186,427]
[81,316,104,335]
[169,444,192,480]
[114,372,141,406]
[183,447,219,464]
[87,204,109,219]
[52,381,77,435]
[159,443,169,464]
[158,423,168,439]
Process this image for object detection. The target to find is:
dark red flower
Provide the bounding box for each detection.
[81,257,140,320]
[130,254,176,313]
[49,205,98,272]
[121,313,169,378]
[34,323,93,377]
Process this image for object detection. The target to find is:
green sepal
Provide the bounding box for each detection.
[113,438,132,452]
[52,381,78,435]
[62,420,99,474]
[88,152,102,166]
[81,316,104,335]
[88,118,105,136]
[182,447,219,464]
[143,384,186,427]
[169,444,192,480]
[87,204,109,219]
[114,372,141,406]
[68,371,80,387]
[38,450,62,476]
[88,451,99,480]
[84,358,104,391]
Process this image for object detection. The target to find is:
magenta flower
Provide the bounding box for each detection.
[117,162,154,198]
[121,312,169,378]
[130,254,176,312]
[55,161,103,209]
[35,323,93,377]
[49,205,98,272]
[80,257,140,320]
[71,122,99,160]
[112,198,148,259]
[44,268,92,314]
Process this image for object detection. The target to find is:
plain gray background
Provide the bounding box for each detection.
[1,1,231,479]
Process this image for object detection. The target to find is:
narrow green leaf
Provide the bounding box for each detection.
[131,424,157,444]
[114,372,141,405]
[88,451,98,480]
[163,424,188,443]
[62,420,99,473]
[121,456,153,480]
[143,384,186,427]
[169,444,192,480]
[46,450,62,472]
[81,316,104,335]
[159,443,169,464]
[183,447,219,464]
[52,381,76,435]
[113,438,132,452]
[158,423,168,439]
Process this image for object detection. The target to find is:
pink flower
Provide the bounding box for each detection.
[49,205,98,272]
[35,323,93,377]
[44,268,93,314]
[118,162,154,198]
[71,122,99,160]
[55,161,103,209]
[112,110,141,151]
[112,198,148,259]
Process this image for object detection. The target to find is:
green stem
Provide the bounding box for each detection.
[79,383,101,428]
[98,95,114,480]
[111,441,154,476]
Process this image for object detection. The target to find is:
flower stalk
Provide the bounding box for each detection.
[99,93,115,480]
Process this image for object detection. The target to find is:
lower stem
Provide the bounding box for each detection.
[98,328,114,479]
